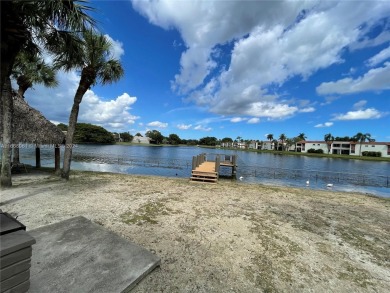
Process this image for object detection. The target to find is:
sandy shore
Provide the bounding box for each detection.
[1,170,389,292]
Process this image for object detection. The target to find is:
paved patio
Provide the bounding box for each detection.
[28,216,160,292]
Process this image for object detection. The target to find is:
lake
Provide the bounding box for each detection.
[14,144,390,197]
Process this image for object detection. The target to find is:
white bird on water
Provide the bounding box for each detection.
[239,176,244,181]
[327,183,334,188]
[306,180,310,186]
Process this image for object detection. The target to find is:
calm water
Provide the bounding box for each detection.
[14,144,390,197]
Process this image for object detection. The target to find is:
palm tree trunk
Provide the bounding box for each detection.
[13,145,20,164]
[1,77,14,187]
[61,81,90,180]
[17,76,31,98]
[12,87,29,165]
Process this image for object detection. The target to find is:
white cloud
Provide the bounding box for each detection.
[353,100,367,110]
[315,122,333,128]
[80,92,139,129]
[50,120,62,126]
[333,108,384,120]
[367,46,390,67]
[24,68,139,132]
[133,1,390,119]
[104,34,125,60]
[247,118,260,124]
[350,31,390,51]
[320,96,339,106]
[194,125,212,131]
[230,117,246,123]
[147,121,168,128]
[316,62,390,95]
[177,123,192,130]
[299,107,315,113]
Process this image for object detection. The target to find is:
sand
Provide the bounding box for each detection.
[1,170,389,292]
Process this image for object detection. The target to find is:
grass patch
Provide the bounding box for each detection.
[245,214,303,291]
[121,198,181,225]
[338,262,374,288]
[338,227,390,267]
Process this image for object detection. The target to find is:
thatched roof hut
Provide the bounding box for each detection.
[1,92,65,172]
[0,93,65,145]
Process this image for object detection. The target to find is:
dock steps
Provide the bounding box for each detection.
[190,162,218,183]
[190,173,218,183]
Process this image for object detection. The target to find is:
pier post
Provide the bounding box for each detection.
[192,156,197,170]
[215,155,220,173]
[54,144,61,174]
[35,144,41,168]
[232,155,237,174]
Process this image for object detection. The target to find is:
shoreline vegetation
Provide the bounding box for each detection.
[115,142,390,162]
[2,170,389,292]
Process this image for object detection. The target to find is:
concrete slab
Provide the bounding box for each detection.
[28,216,160,293]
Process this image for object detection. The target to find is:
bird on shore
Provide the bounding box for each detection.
[239,176,243,181]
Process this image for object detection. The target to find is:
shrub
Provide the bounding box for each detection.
[362,151,381,157]
[307,148,324,154]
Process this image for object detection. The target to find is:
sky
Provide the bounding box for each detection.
[23,0,390,141]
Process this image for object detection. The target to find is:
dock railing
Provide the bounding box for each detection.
[215,155,221,171]
[192,153,206,170]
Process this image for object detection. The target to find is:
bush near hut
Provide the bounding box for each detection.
[362,151,382,157]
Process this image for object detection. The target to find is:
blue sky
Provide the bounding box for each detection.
[24,0,390,141]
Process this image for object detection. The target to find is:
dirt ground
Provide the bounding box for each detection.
[1,170,389,292]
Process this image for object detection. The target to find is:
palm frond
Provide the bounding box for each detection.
[98,59,124,85]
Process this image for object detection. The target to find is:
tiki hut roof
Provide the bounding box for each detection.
[0,93,65,145]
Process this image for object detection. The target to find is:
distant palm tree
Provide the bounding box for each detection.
[292,136,301,152]
[324,133,334,154]
[285,138,294,152]
[266,134,273,149]
[272,139,279,151]
[61,30,124,179]
[297,133,307,141]
[353,132,373,156]
[11,51,58,164]
[279,133,287,151]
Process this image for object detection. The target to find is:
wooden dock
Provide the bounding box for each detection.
[190,153,236,183]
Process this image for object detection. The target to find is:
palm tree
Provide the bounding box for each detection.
[1,0,94,89]
[285,138,294,152]
[61,30,124,179]
[353,132,372,156]
[279,133,287,151]
[1,0,94,187]
[266,134,273,149]
[324,133,334,154]
[11,51,58,164]
[12,52,58,97]
[297,133,307,141]
[272,139,278,151]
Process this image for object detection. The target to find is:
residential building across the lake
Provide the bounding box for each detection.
[296,141,390,157]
